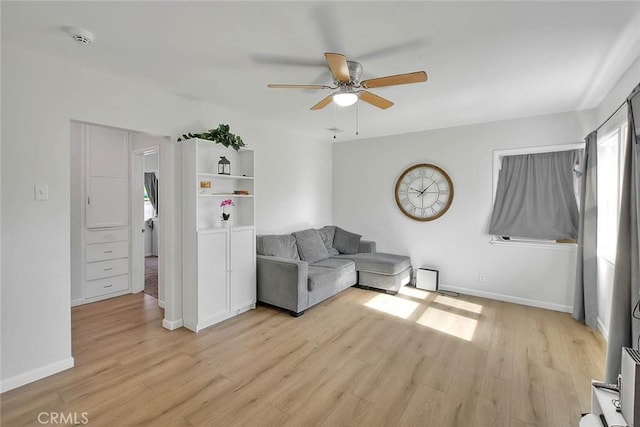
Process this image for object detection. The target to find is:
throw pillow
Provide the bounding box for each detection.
[256,234,300,260]
[333,227,362,254]
[292,229,330,263]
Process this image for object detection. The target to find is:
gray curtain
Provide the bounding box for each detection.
[573,132,598,329]
[489,150,580,239]
[144,172,158,215]
[605,84,640,382]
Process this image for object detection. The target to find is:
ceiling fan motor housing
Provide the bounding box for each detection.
[338,61,363,86]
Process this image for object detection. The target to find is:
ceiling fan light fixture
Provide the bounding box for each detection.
[333,91,358,107]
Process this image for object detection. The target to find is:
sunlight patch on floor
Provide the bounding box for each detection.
[397,286,430,300]
[434,295,483,314]
[416,307,478,341]
[364,293,420,319]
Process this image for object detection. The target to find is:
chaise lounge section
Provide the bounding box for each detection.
[256,226,412,316]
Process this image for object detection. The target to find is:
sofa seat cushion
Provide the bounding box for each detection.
[332,252,411,276]
[310,258,355,274]
[256,234,300,260]
[307,266,339,292]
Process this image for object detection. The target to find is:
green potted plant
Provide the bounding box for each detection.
[177,123,245,151]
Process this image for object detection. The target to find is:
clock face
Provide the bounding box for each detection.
[394,164,454,221]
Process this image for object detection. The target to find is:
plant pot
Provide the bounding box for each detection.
[221,220,232,228]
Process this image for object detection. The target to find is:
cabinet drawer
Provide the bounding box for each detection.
[86,241,128,262]
[85,274,129,298]
[86,228,128,244]
[86,258,129,280]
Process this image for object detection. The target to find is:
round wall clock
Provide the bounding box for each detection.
[394,163,454,221]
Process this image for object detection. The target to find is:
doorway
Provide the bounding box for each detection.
[131,147,161,305]
[143,151,159,299]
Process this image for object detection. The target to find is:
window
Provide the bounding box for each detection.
[597,122,627,263]
[490,143,584,247]
[144,187,156,220]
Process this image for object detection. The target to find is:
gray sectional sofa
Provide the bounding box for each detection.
[256,226,412,316]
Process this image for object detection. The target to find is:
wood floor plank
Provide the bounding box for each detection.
[511,342,547,426]
[0,289,606,426]
[485,318,515,382]
[473,376,512,427]
[319,392,373,427]
[542,366,582,426]
[396,383,446,427]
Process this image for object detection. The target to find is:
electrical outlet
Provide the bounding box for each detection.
[478,274,487,283]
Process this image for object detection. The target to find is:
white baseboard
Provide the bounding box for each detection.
[0,357,74,393]
[597,316,609,342]
[162,318,183,330]
[439,284,573,313]
[71,298,85,307]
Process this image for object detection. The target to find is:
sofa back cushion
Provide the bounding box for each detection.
[317,225,336,250]
[333,227,362,254]
[292,229,330,263]
[256,234,300,260]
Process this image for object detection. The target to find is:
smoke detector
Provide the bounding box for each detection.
[68,27,94,45]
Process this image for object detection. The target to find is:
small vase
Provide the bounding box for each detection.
[221,219,232,228]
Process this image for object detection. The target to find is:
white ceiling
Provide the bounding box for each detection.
[2,1,639,141]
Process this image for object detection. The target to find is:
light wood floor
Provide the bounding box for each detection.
[1,287,605,426]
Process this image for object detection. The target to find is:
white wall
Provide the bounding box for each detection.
[333,111,594,311]
[0,45,332,391]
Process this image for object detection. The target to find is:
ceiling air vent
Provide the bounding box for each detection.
[68,27,94,45]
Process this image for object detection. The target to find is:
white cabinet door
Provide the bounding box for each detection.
[231,228,256,311]
[86,176,129,228]
[85,125,129,228]
[87,126,128,177]
[197,231,229,329]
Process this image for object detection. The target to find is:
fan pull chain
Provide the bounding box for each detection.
[355,101,359,136]
[333,103,337,139]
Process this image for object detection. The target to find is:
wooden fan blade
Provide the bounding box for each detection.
[324,52,350,83]
[359,91,394,109]
[310,95,334,110]
[268,84,332,89]
[361,71,427,89]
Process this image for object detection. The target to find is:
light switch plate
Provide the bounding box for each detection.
[34,185,48,201]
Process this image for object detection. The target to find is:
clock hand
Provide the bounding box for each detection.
[418,181,438,197]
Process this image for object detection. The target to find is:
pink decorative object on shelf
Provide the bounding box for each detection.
[220,198,234,220]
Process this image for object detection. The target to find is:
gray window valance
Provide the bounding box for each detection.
[489,149,580,240]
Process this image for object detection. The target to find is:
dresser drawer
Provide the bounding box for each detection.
[86,228,128,244]
[85,274,129,298]
[86,258,129,280]
[86,241,128,262]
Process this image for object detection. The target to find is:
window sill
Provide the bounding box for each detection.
[490,238,577,251]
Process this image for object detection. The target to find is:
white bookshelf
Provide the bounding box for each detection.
[181,138,256,332]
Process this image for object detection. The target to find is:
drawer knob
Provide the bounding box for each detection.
[104,250,113,254]
[104,284,113,288]
[104,267,113,271]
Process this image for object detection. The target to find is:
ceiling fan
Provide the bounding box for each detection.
[267,52,428,110]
